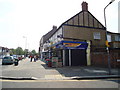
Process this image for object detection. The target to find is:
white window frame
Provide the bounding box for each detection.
[93,32,101,40]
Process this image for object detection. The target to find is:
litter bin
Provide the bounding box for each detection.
[14,59,19,66]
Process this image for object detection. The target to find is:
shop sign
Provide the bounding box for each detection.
[55,41,88,49]
[63,43,81,48]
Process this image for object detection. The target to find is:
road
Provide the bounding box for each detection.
[1,58,120,88]
[1,79,119,88]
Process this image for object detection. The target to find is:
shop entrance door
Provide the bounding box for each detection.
[71,49,87,66]
[65,50,69,66]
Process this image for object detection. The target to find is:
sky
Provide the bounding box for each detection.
[118,1,120,33]
[0,0,119,52]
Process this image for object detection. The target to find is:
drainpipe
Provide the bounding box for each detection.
[87,40,91,66]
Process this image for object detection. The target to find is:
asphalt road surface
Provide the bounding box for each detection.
[1,79,120,88]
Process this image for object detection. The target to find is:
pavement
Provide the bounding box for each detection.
[40,59,120,80]
[1,58,120,80]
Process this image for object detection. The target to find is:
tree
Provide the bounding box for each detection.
[16,47,24,55]
[31,50,36,55]
[10,48,17,55]
[9,49,14,56]
[24,49,29,57]
[10,47,38,56]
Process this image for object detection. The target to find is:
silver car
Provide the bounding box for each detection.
[2,56,14,65]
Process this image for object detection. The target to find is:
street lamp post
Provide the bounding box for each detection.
[104,0,115,75]
[2,47,4,58]
[23,36,27,58]
[47,40,51,59]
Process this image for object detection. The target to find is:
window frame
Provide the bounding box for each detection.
[93,32,101,40]
[115,35,120,41]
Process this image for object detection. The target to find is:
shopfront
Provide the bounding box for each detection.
[53,41,88,66]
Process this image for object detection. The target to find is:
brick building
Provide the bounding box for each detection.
[39,2,120,67]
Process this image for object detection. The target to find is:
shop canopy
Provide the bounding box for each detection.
[52,41,88,49]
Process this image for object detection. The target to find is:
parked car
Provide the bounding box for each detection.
[12,55,18,59]
[18,56,22,60]
[2,56,14,65]
[0,56,3,59]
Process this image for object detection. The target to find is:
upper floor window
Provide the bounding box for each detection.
[93,32,101,40]
[107,35,111,42]
[115,35,120,41]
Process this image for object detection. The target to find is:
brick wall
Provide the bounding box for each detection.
[91,51,120,68]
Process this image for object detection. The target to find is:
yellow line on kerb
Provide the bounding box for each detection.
[0,79,98,82]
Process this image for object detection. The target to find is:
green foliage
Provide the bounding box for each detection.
[10,47,37,55]
[31,50,36,55]
[15,47,24,55]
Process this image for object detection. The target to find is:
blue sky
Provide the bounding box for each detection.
[0,0,118,52]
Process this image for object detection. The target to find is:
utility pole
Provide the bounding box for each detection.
[23,36,27,58]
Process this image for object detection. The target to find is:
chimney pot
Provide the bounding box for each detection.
[82,1,88,11]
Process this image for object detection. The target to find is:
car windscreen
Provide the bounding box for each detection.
[3,57,12,59]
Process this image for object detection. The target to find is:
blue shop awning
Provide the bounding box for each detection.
[53,41,88,49]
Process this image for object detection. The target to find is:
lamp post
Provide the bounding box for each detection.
[104,0,115,75]
[2,47,4,58]
[47,40,51,59]
[23,36,27,58]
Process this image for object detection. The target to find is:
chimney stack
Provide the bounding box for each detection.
[52,25,57,30]
[82,1,88,11]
